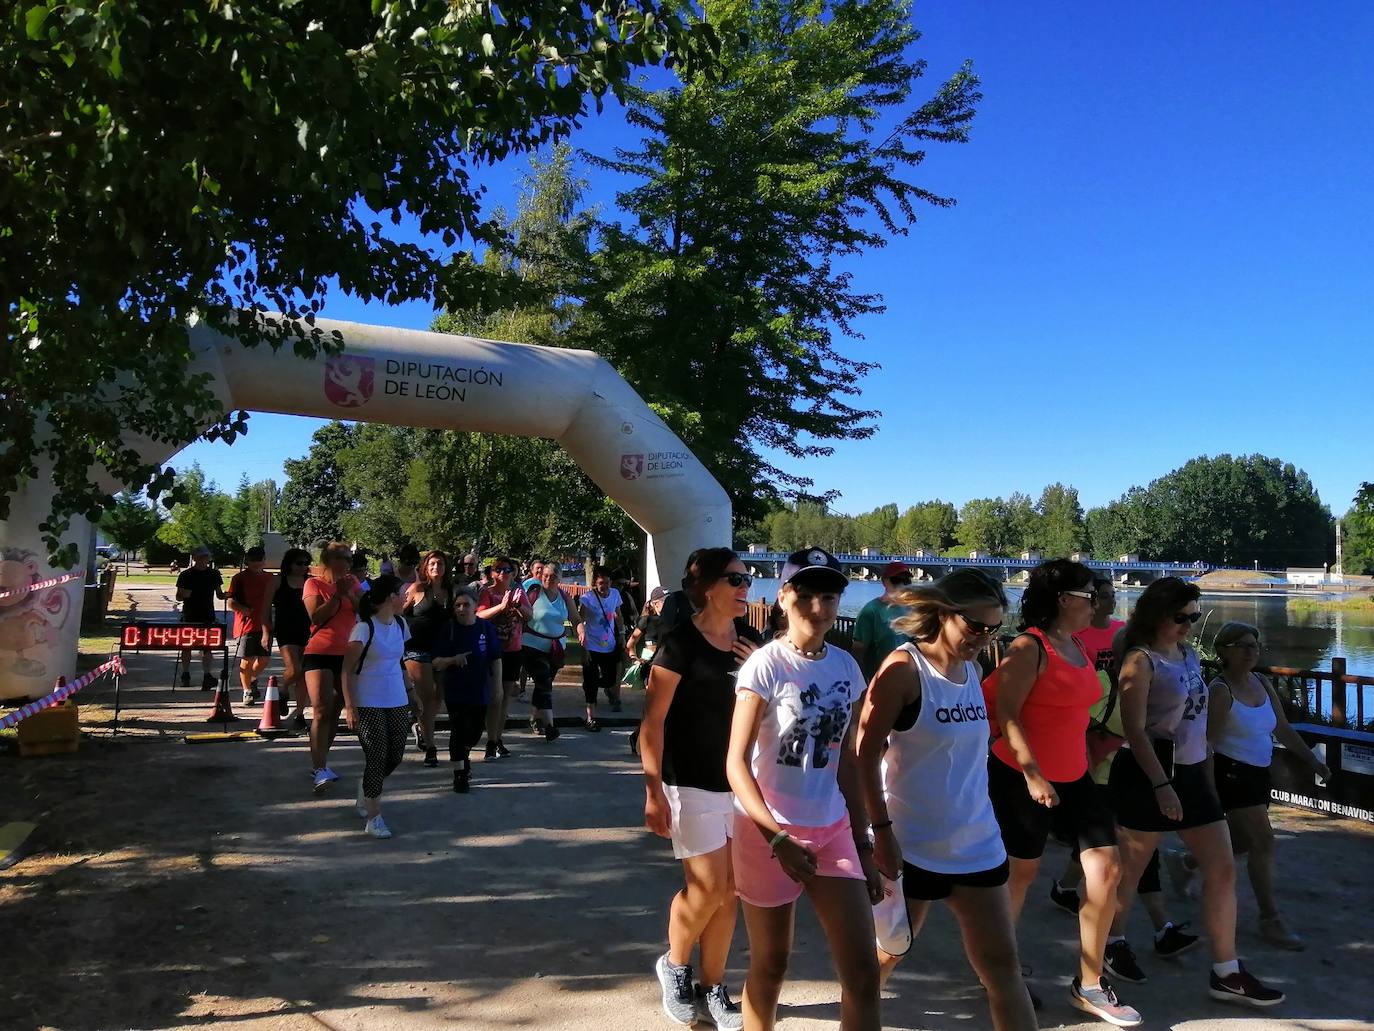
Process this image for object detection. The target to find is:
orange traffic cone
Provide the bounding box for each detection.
[257,678,284,734]
[207,679,236,723]
[270,675,290,721]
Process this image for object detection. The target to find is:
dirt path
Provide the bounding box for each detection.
[4,588,1373,1030]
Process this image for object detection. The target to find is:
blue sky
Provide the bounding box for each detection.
[178,0,1374,518]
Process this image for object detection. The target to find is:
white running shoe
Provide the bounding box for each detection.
[364,815,392,839]
[356,779,368,818]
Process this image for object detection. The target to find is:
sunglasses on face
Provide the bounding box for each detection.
[1061,590,1096,602]
[889,575,913,586]
[1226,642,1260,651]
[959,613,1003,637]
[494,567,513,574]
[723,572,752,589]
[1173,611,1203,625]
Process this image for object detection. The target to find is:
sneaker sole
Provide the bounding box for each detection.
[1208,987,1285,1008]
[1155,938,1201,960]
[1069,991,1143,1027]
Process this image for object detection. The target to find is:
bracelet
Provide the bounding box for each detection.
[1151,780,1172,790]
[871,819,893,830]
[768,829,790,854]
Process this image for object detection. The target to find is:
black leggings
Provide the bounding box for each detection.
[357,705,411,799]
[446,697,487,765]
[522,647,556,710]
[581,650,620,705]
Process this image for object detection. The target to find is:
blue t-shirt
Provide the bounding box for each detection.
[433,618,501,706]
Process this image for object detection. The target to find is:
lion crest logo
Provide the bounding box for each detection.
[620,454,645,480]
[323,355,375,408]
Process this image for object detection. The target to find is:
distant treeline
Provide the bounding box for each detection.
[746,455,1341,570]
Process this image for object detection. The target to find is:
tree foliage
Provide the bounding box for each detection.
[155,465,237,559]
[2,0,717,563]
[1083,455,1333,568]
[1340,482,1374,576]
[278,421,357,548]
[573,0,980,519]
[99,490,163,569]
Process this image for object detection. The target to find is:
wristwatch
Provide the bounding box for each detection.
[854,838,875,853]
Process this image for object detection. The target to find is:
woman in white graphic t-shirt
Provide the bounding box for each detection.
[855,569,1036,1031]
[726,547,883,1031]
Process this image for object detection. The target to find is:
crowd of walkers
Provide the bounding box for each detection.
[175,540,1325,1028]
[638,548,1324,1030]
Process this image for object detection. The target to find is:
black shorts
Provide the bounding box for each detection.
[988,756,1117,860]
[903,859,1009,901]
[1213,752,1271,811]
[1109,747,1224,832]
[500,649,523,683]
[275,633,308,650]
[302,653,345,679]
[241,635,270,658]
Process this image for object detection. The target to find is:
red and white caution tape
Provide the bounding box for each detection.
[0,656,126,731]
[0,572,82,601]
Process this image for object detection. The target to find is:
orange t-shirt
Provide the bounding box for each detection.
[989,627,1100,782]
[303,576,358,655]
[229,569,275,636]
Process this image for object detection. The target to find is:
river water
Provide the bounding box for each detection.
[745,579,1374,678]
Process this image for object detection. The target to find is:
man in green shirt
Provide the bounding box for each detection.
[852,561,913,682]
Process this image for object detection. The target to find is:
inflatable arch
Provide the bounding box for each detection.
[0,317,732,701]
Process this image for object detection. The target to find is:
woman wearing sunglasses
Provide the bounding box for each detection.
[1207,621,1330,950]
[476,558,533,759]
[985,559,1136,1025]
[642,548,761,1029]
[1108,578,1284,1008]
[855,569,1036,1031]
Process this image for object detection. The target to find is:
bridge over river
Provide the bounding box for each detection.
[740,550,1224,585]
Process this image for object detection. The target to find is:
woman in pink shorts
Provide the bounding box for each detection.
[726,547,883,1031]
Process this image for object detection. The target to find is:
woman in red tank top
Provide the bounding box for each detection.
[985,560,1138,1025]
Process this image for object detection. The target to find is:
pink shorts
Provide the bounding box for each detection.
[731,810,865,908]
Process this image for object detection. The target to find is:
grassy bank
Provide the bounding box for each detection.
[1288,595,1374,614]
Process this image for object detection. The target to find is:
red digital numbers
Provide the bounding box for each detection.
[121,624,224,650]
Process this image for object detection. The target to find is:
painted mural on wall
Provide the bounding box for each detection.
[0,547,72,682]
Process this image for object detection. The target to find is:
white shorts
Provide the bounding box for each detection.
[665,785,734,860]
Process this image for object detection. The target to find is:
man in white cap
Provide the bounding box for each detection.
[852,560,913,682]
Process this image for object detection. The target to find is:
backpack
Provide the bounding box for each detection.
[356,616,408,675]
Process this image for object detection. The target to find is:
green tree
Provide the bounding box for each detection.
[574,0,979,519]
[1035,483,1085,557]
[853,504,899,552]
[278,422,357,548]
[1085,491,1151,559]
[1003,491,1039,554]
[956,498,1011,555]
[3,0,717,563]
[224,476,279,558]
[337,425,416,555]
[893,501,958,552]
[99,491,163,572]
[1341,482,1374,575]
[156,465,236,558]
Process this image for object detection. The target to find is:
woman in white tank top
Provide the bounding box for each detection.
[1207,621,1331,950]
[856,570,1037,1031]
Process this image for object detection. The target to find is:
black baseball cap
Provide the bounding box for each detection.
[780,547,848,592]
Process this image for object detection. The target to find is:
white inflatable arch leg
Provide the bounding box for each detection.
[0,317,731,700]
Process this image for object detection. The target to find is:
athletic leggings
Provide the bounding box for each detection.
[521,647,557,711]
[446,694,488,765]
[581,650,620,705]
[356,705,411,799]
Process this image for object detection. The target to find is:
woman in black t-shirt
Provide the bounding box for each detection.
[640,549,761,1029]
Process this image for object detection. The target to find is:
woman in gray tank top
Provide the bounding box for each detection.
[1108,578,1284,1008]
[857,570,1036,1031]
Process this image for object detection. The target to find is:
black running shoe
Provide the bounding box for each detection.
[1050,879,1082,914]
[423,747,438,768]
[484,741,498,760]
[180,671,192,688]
[544,724,561,741]
[1153,921,1200,958]
[1104,939,1147,984]
[453,770,470,794]
[583,718,601,732]
[1209,964,1285,1008]
[495,741,511,758]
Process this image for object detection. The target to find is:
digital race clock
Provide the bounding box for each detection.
[121,623,225,650]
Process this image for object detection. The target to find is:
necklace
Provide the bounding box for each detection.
[785,638,826,659]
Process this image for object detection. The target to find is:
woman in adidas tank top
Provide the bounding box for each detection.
[855,569,1036,1031]
[985,559,1137,1026]
[1207,620,1329,950]
[1109,579,1284,1008]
